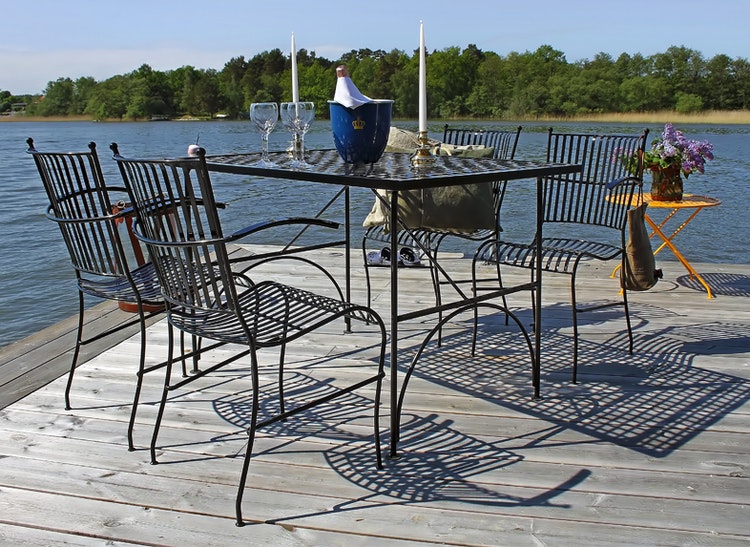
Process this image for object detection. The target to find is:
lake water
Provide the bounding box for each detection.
[1,119,748,348]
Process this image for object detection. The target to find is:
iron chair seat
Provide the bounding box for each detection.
[150,264,377,345]
[472,129,649,383]
[76,260,162,303]
[27,138,166,452]
[477,237,625,274]
[112,144,387,527]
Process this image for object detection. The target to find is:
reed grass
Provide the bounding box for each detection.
[4,110,750,125]
[523,110,750,125]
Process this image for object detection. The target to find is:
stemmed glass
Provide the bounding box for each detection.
[280,101,315,167]
[249,102,278,167]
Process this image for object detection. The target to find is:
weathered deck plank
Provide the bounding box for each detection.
[1,247,748,546]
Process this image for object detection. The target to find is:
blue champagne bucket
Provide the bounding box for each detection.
[329,100,393,164]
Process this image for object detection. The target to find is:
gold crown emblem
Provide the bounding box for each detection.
[352,117,366,130]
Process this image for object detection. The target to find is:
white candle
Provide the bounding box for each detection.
[291,33,299,103]
[418,21,427,133]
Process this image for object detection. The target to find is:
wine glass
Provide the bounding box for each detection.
[250,102,278,167]
[280,101,315,167]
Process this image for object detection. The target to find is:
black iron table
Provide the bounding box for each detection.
[206,149,581,458]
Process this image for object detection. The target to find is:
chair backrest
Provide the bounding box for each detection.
[542,128,649,231]
[442,124,522,160]
[26,138,131,279]
[110,144,239,318]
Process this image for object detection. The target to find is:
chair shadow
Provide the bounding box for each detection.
[197,309,748,522]
[209,369,590,518]
[676,272,750,297]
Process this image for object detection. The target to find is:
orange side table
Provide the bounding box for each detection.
[612,193,721,298]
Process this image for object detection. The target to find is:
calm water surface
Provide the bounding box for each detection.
[1,119,748,347]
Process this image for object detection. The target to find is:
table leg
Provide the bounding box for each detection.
[344,186,352,332]
[389,190,400,459]
[644,213,715,299]
[533,176,542,398]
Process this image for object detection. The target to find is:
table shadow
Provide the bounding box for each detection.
[398,309,750,459]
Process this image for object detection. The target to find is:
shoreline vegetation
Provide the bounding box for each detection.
[4,110,749,125]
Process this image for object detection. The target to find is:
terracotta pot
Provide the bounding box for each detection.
[650,166,683,201]
[118,301,165,313]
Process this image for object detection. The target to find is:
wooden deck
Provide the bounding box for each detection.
[1,246,749,546]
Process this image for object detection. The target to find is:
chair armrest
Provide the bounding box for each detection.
[226,217,340,242]
[46,203,126,225]
[606,175,643,190]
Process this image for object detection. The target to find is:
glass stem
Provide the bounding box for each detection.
[261,132,269,163]
[297,133,305,163]
[292,132,303,162]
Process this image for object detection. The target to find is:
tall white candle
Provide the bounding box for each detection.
[418,21,427,133]
[291,33,299,103]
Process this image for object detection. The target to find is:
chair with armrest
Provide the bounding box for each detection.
[26,138,165,451]
[472,128,649,382]
[110,144,387,527]
[361,125,522,335]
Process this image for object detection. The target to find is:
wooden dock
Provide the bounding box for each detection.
[1,246,748,546]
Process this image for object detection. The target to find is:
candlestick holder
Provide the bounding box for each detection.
[411,130,435,167]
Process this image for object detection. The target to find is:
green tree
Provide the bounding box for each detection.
[730,57,750,109]
[219,56,248,118]
[10,42,750,121]
[0,90,11,113]
[34,77,75,116]
[85,75,129,120]
[428,46,482,118]
[391,53,419,119]
[704,54,737,110]
[70,77,97,115]
[194,69,223,117]
[675,92,703,113]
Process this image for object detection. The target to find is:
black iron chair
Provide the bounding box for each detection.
[472,128,649,382]
[26,138,165,451]
[361,125,522,334]
[110,144,387,527]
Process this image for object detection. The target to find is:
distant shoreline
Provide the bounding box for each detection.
[3,110,750,125]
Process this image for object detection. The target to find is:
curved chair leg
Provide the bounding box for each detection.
[64,291,86,411]
[234,319,387,526]
[429,232,451,347]
[235,354,261,527]
[570,256,635,385]
[278,341,287,414]
[398,303,535,426]
[179,331,202,377]
[126,308,149,451]
[570,269,581,384]
[495,260,511,326]
[150,325,176,465]
[528,269,537,333]
[621,272,634,355]
[365,312,387,469]
[427,248,444,347]
[362,239,374,312]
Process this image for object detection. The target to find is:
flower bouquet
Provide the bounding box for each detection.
[624,123,715,201]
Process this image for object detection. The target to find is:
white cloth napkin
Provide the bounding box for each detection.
[334,76,372,109]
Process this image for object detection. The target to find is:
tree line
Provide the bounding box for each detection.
[2,44,749,121]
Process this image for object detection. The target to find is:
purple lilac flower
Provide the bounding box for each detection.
[621,123,714,177]
[648,123,714,177]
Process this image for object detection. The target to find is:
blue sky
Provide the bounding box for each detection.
[2,0,747,95]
